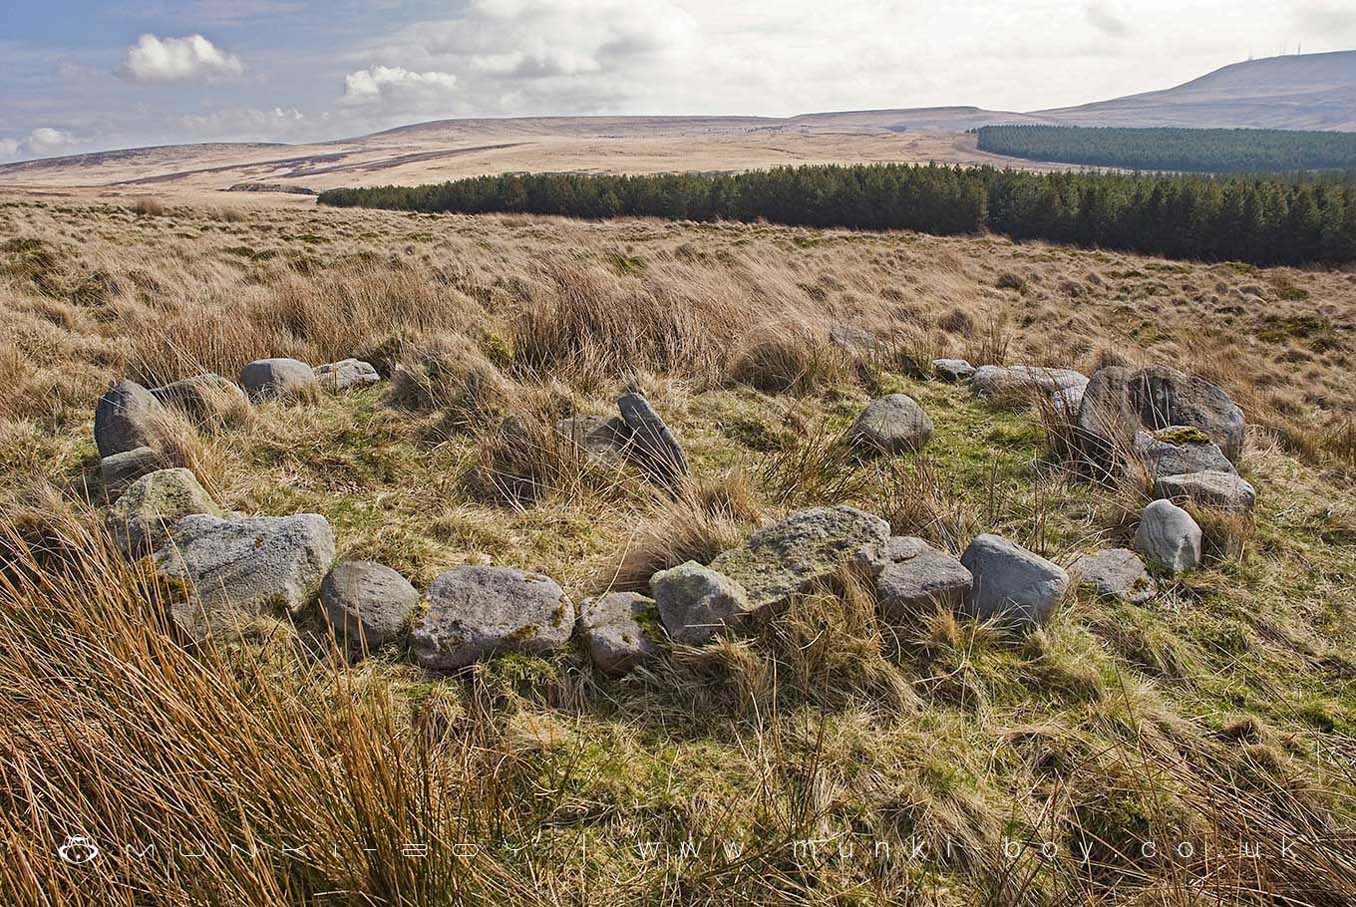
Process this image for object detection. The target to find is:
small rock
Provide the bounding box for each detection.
[829,324,878,354]
[412,566,574,671]
[710,506,891,615]
[320,561,420,649]
[617,392,688,487]
[1134,428,1236,478]
[1134,499,1202,575]
[239,358,316,402]
[1154,471,1257,511]
[94,379,168,457]
[845,394,933,455]
[873,538,974,620]
[972,365,1089,403]
[959,534,1070,627]
[933,358,976,382]
[1068,548,1157,604]
[579,591,662,675]
[556,415,629,460]
[150,373,249,427]
[107,468,221,558]
[650,561,752,646]
[100,446,166,496]
[315,358,380,391]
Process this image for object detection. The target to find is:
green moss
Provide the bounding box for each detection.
[1152,426,1212,445]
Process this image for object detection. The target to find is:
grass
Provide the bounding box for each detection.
[0,196,1354,904]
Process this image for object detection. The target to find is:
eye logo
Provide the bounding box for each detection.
[57,835,99,865]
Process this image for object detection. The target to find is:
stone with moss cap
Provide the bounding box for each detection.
[579,591,663,674]
[107,468,222,558]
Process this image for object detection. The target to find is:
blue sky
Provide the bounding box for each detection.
[3,0,1355,160]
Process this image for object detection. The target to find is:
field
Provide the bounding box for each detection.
[2,195,1356,905]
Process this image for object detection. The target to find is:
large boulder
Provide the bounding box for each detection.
[411,566,574,671]
[1154,471,1257,511]
[107,468,221,558]
[933,358,976,382]
[578,592,662,675]
[100,446,166,496]
[156,513,335,635]
[239,358,316,402]
[1077,366,1245,469]
[972,365,1088,402]
[617,392,688,488]
[650,561,752,646]
[860,536,973,620]
[150,373,249,427]
[959,534,1070,628]
[1133,428,1235,478]
[320,561,420,649]
[1068,548,1157,604]
[315,358,380,391]
[710,506,891,615]
[1134,500,1202,575]
[94,379,168,457]
[845,394,933,455]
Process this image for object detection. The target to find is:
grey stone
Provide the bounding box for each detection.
[933,358,976,382]
[829,324,878,353]
[320,561,420,649]
[1154,470,1257,511]
[315,358,380,391]
[412,566,574,671]
[853,535,931,576]
[1134,428,1236,478]
[156,513,336,635]
[873,538,974,620]
[650,561,752,646]
[1134,499,1203,575]
[107,468,221,559]
[239,358,316,402]
[959,534,1070,627]
[617,392,688,487]
[556,415,629,460]
[100,446,166,496]
[579,591,662,675]
[1068,548,1157,604]
[1052,383,1086,418]
[150,373,249,427]
[94,379,168,457]
[972,365,1089,402]
[710,506,891,615]
[846,394,933,455]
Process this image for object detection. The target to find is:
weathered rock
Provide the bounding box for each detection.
[872,538,974,620]
[1068,548,1157,604]
[239,357,316,401]
[156,513,335,635]
[853,535,930,576]
[1134,499,1202,575]
[320,561,420,649]
[412,566,574,671]
[829,324,878,354]
[315,358,380,391]
[845,394,933,455]
[617,392,688,487]
[1134,428,1236,478]
[650,561,752,646]
[94,379,168,457]
[579,591,662,675]
[959,534,1070,627]
[100,446,166,496]
[1077,366,1245,468]
[1051,382,1086,418]
[107,468,221,558]
[1155,471,1257,511]
[556,415,629,460]
[710,506,891,615]
[972,365,1089,402]
[933,358,976,382]
[150,373,249,427]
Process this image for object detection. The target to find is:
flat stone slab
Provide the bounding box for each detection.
[240,358,316,402]
[579,591,662,674]
[1134,499,1202,575]
[321,560,420,649]
[107,468,221,559]
[651,561,752,646]
[1134,428,1235,478]
[959,534,1070,628]
[845,394,933,455]
[412,566,574,671]
[1154,470,1257,511]
[972,365,1089,401]
[315,358,380,391]
[1068,548,1157,604]
[617,392,689,488]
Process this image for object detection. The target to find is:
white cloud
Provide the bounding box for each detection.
[340,66,458,109]
[0,138,20,160]
[0,127,79,161]
[121,34,245,83]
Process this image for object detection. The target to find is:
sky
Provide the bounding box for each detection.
[2,0,1355,160]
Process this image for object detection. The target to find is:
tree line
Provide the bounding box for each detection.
[318,164,1356,265]
[976,125,1356,173]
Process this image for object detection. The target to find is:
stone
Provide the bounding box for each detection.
[617,392,688,488]
[1068,548,1157,604]
[972,365,1089,403]
[873,538,974,620]
[411,566,574,671]
[1154,471,1257,511]
[239,357,316,402]
[933,358,976,382]
[1077,366,1245,468]
[578,591,662,675]
[107,468,221,559]
[829,324,878,353]
[94,379,168,458]
[959,534,1070,627]
[556,415,629,460]
[852,535,931,576]
[1051,383,1086,418]
[150,373,249,427]
[156,513,335,635]
[315,358,380,391]
[845,394,933,455]
[1133,428,1236,478]
[320,561,420,649]
[1134,499,1202,575]
[710,506,891,615]
[100,446,166,496]
[650,561,752,646]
